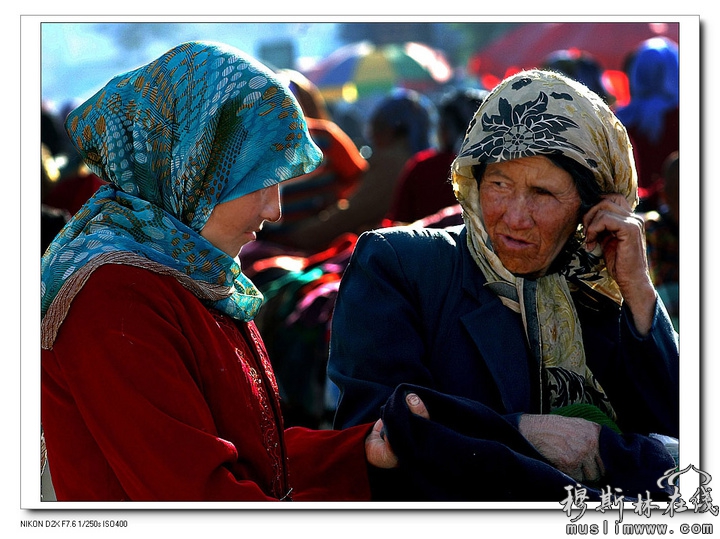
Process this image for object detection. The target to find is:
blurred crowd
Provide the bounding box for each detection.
[41,36,680,430]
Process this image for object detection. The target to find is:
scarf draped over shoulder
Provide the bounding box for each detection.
[451,69,638,419]
[41,41,322,348]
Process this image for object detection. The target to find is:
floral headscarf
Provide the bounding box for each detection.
[451,70,638,419]
[41,41,322,348]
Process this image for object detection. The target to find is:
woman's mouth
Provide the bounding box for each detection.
[498,234,534,249]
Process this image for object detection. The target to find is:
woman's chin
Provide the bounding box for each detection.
[497,256,548,280]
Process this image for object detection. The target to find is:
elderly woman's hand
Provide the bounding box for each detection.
[583,194,657,335]
[519,414,604,483]
[365,393,430,469]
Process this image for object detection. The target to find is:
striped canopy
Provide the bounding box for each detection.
[306,41,453,103]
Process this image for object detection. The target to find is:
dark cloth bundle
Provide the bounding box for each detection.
[379,384,676,502]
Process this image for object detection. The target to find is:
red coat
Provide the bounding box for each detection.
[41,264,371,501]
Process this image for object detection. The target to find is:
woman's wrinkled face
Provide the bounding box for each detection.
[479,156,582,278]
[200,184,281,258]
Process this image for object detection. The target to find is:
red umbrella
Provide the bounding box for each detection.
[468,22,679,91]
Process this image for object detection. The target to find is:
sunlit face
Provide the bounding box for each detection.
[200,184,281,258]
[479,156,582,278]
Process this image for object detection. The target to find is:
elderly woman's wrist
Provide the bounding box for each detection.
[621,282,658,337]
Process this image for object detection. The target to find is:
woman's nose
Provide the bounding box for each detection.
[261,184,282,223]
[502,196,534,229]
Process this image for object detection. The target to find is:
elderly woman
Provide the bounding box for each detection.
[328,70,679,501]
[40,41,425,502]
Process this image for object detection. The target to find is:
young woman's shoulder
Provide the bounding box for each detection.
[83,263,191,297]
[71,263,206,326]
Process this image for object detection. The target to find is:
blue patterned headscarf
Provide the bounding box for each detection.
[41,41,322,346]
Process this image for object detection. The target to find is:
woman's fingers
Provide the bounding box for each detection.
[365,394,429,469]
[365,419,399,469]
[518,414,604,482]
[582,195,640,252]
[406,393,430,419]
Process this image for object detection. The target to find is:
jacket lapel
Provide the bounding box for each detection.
[458,230,538,414]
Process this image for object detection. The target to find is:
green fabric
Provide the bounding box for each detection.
[551,403,622,434]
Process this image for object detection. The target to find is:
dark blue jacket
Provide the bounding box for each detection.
[328,225,679,501]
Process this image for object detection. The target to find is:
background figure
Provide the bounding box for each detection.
[541,49,615,106]
[41,103,74,159]
[277,88,436,252]
[240,233,359,429]
[258,69,368,249]
[41,144,70,253]
[328,103,367,150]
[384,87,487,225]
[615,37,679,211]
[643,151,679,330]
[42,159,108,218]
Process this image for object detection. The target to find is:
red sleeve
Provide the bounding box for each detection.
[42,266,281,501]
[284,424,373,501]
